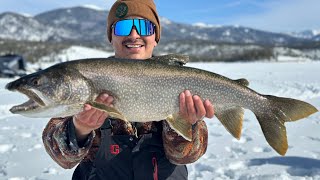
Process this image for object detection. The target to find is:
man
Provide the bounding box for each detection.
[42,0,214,179]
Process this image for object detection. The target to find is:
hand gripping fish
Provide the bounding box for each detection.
[6,54,318,155]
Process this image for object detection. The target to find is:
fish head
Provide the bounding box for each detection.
[5,66,92,118]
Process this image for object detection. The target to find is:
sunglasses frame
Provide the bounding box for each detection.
[112,18,156,36]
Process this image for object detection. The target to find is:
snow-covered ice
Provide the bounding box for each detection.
[187,62,320,180]
[0,61,319,179]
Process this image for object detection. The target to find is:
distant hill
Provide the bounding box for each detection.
[0,6,320,62]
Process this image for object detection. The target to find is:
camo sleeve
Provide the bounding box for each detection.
[162,120,208,165]
[42,117,95,169]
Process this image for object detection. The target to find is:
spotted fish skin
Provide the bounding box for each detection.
[6,56,318,155]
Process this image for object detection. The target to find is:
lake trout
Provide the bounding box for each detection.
[5,55,318,155]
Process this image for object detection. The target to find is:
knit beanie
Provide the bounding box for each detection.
[107,0,161,43]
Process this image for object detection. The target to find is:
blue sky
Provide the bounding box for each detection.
[1,0,320,32]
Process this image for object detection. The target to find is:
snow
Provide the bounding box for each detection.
[187,62,320,180]
[0,60,319,179]
[159,17,172,25]
[47,45,114,61]
[0,13,63,42]
[0,144,13,154]
[289,29,320,39]
[223,30,231,36]
[277,55,313,62]
[37,46,115,69]
[192,22,221,28]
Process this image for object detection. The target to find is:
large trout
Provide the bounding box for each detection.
[6,55,318,155]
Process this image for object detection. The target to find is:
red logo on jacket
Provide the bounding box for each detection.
[110,144,120,155]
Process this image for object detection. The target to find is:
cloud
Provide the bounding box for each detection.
[105,0,116,9]
[54,0,116,10]
[0,0,117,15]
[229,0,320,32]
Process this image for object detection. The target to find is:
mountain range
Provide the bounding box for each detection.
[1,6,320,62]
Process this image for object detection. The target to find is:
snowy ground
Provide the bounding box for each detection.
[0,60,319,180]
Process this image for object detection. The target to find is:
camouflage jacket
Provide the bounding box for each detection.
[42,117,208,169]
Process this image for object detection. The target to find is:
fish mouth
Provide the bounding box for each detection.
[9,88,46,114]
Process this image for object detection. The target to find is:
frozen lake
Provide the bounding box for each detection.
[0,61,319,180]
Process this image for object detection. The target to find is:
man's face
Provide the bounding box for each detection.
[111,18,158,60]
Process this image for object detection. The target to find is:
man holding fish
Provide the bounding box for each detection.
[42,0,214,179]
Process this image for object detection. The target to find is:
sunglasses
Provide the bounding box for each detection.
[112,19,156,36]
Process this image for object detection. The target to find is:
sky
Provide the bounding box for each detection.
[0,0,320,33]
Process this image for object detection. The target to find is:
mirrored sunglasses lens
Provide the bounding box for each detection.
[114,20,133,36]
[134,19,155,36]
[145,20,155,35]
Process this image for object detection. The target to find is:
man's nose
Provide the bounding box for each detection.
[128,26,140,38]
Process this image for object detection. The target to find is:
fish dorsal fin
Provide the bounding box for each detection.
[234,78,249,86]
[215,106,244,140]
[151,54,189,66]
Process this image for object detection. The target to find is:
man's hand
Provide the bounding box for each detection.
[73,93,114,142]
[179,90,214,125]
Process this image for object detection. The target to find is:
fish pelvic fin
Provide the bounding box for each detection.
[166,113,193,141]
[86,101,128,121]
[255,95,318,156]
[215,106,244,140]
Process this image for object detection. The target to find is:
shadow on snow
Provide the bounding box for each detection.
[248,156,320,177]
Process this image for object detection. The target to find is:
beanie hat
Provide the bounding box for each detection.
[107,0,161,43]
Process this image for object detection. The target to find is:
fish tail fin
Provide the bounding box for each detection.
[254,95,318,155]
[215,107,244,140]
[265,95,318,122]
[166,113,193,141]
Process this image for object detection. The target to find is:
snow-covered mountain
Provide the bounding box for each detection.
[0,7,107,43]
[34,6,108,43]
[1,6,320,62]
[289,29,320,40]
[0,12,58,41]
[0,12,79,42]
[0,6,319,46]
[161,19,316,46]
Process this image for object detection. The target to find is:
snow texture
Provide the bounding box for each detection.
[0,48,319,179]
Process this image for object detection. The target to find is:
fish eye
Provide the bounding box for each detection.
[30,77,40,86]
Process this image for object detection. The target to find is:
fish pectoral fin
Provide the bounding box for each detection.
[86,101,128,121]
[166,113,192,141]
[215,106,244,140]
